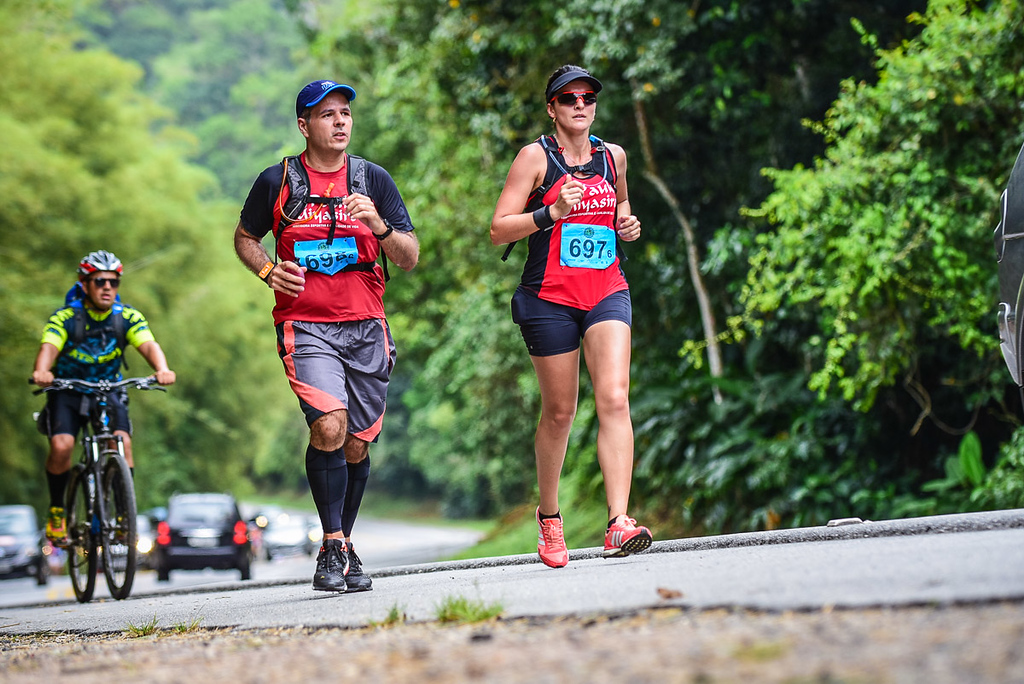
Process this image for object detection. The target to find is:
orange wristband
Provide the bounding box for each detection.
[257,261,275,281]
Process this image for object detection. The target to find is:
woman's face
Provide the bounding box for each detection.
[547,78,597,132]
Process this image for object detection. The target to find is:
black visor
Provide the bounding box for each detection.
[545,69,603,102]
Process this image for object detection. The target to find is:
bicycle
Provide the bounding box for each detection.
[32,376,166,603]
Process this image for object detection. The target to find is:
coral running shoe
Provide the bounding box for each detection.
[46,507,68,547]
[603,516,653,558]
[536,508,568,568]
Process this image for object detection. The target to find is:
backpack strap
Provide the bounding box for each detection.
[501,137,567,262]
[273,154,389,280]
[348,156,389,282]
[502,136,617,262]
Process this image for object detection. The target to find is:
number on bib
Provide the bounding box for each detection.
[559,224,616,269]
[293,238,358,275]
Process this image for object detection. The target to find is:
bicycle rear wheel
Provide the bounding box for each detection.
[65,465,97,603]
[101,451,137,599]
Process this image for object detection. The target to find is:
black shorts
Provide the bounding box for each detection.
[42,389,131,438]
[511,288,632,357]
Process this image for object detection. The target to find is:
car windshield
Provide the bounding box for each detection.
[168,501,234,526]
[0,511,34,535]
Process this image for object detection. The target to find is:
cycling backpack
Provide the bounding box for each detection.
[274,154,390,281]
[501,134,619,262]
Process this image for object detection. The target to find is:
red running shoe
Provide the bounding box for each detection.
[603,516,653,558]
[536,508,568,568]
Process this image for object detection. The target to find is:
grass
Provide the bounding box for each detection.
[435,594,504,624]
[124,616,159,638]
[172,615,204,634]
[368,603,407,628]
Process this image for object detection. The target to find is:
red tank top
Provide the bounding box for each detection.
[520,169,628,310]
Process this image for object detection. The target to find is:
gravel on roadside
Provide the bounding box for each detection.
[2,600,1022,683]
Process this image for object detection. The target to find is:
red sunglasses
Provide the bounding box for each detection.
[550,91,597,107]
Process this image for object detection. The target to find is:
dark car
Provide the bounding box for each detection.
[0,505,49,586]
[153,493,252,582]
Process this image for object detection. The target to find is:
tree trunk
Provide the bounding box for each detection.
[632,91,724,404]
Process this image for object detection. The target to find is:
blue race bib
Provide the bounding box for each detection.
[559,224,616,269]
[293,238,358,275]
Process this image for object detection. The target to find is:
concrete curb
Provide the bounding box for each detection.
[369,508,1024,578]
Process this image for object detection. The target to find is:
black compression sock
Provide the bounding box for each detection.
[305,444,348,534]
[47,470,69,509]
[341,456,370,537]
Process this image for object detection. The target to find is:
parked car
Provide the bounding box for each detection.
[153,493,252,582]
[0,505,49,585]
[262,512,318,559]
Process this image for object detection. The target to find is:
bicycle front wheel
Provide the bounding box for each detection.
[101,451,137,599]
[66,465,97,603]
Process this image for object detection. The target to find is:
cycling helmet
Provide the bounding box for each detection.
[78,250,123,278]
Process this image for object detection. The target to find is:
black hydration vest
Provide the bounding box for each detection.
[274,154,389,280]
[501,135,619,262]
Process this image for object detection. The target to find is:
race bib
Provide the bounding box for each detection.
[559,224,616,269]
[293,238,358,275]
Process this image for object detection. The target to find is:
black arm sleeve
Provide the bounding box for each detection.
[239,164,285,238]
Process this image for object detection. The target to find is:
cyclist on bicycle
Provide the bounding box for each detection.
[31,250,176,546]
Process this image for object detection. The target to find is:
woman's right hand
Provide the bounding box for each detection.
[552,178,585,221]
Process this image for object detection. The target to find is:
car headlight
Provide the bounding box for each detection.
[137,536,154,554]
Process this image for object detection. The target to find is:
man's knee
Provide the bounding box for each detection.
[343,435,369,463]
[311,410,348,450]
[50,434,75,455]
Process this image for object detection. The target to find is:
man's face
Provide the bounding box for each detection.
[82,271,120,311]
[298,91,352,155]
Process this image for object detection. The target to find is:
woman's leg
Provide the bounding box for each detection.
[581,319,634,521]
[529,350,581,516]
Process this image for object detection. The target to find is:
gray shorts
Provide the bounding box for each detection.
[275,319,396,440]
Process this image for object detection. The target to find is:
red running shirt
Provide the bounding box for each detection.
[519,163,627,311]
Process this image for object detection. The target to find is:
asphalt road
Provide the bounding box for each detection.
[1,509,1021,636]
[0,515,484,608]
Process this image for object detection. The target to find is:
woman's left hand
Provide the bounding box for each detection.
[616,215,641,242]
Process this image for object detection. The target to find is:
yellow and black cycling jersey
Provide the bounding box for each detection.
[41,304,154,386]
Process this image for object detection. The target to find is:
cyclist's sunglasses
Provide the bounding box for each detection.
[90,277,121,288]
[550,91,597,107]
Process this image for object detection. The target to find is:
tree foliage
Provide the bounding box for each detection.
[5,0,1022,543]
[0,0,300,511]
[745,0,1023,410]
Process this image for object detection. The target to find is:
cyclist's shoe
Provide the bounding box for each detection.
[603,515,653,558]
[312,538,349,592]
[536,507,569,568]
[46,507,68,548]
[345,543,373,592]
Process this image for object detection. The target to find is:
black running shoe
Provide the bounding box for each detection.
[345,543,373,592]
[312,538,349,592]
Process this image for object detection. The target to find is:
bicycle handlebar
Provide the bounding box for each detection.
[29,377,167,395]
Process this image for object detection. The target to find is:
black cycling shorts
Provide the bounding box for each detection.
[42,389,131,438]
[511,288,632,357]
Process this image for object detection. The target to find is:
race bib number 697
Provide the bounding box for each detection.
[559,224,616,270]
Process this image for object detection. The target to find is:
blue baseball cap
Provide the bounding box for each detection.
[295,80,357,117]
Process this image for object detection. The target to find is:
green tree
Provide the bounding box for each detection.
[0,0,300,511]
